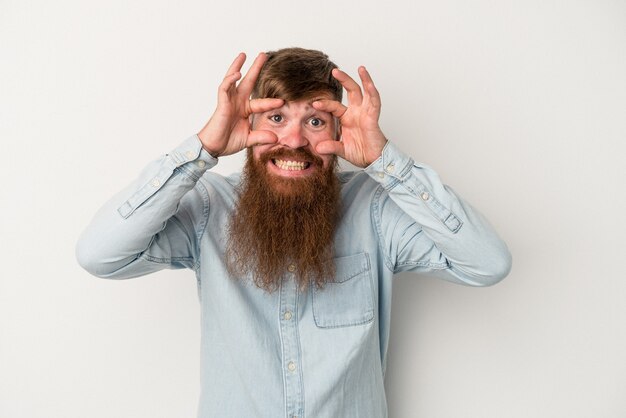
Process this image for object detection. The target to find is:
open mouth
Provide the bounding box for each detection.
[272,159,311,171]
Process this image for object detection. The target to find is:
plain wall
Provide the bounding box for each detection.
[1,0,625,417]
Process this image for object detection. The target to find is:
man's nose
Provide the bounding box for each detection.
[278,124,308,149]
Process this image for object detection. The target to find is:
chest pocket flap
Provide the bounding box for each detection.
[312,252,374,328]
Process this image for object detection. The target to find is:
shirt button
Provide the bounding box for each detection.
[197,160,206,168]
[287,264,296,272]
[386,163,395,172]
[185,150,195,159]
[287,361,296,372]
[421,192,430,201]
[150,178,160,187]
[284,311,292,320]
[377,172,385,179]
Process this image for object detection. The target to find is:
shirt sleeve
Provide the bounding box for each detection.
[365,141,512,286]
[76,134,217,279]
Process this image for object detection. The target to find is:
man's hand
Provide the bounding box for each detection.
[197,53,284,157]
[312,66,387,168]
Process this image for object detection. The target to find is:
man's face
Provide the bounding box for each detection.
[226,98,342,291]
[251,98,338,187]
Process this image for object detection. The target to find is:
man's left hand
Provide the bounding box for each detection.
[312,66,387,168]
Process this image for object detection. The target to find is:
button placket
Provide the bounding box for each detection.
[278,275,304,417]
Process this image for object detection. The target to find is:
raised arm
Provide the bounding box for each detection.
[75,136,215,279]
[314,66,511,286]
[76,52,284,279]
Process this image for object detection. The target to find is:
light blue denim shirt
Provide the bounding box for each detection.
[76,134,511,418]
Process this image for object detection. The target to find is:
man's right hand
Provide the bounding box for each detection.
[197,52,284,158]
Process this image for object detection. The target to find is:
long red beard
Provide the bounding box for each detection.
[226,147,341,292]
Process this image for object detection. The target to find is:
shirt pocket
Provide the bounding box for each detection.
[312,252,375,328]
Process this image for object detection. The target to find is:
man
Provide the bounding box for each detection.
[77,48,511,418]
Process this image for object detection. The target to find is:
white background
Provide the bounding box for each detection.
[1,0,625,417]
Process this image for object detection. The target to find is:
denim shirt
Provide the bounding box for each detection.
[76,134,511,418]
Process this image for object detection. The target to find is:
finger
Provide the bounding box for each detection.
[311,99,347,118]
[358,66,381,109]
[224,52,246,78]
[315,139,345,158]
[238,52,268,95]
[248,98,284,114]
[246,129,279,147]
[217,71,242,102]
[332,68,363,105]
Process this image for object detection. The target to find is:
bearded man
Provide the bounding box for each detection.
[77,48,512,418]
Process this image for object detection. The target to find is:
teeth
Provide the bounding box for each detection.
[274,159,308,171]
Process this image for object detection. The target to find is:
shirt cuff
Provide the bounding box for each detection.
[364,140,415,190]
[166,134,218,179]
[364,140,463,233]
[116,134,216,219]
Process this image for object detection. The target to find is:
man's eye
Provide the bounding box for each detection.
[309,117,324,127]
[270,114,283,123]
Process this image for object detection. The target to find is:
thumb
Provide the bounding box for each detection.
[246,129,279,147]
[315,140,345,158]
